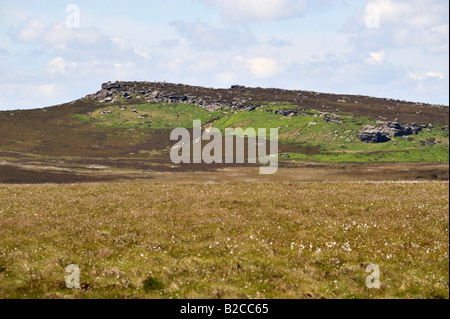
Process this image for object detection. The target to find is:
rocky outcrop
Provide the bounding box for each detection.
[360,121,426,143]
[93,81,257,112]
[79,81,450,126]
[375,121,424,137]
[359,128,391,143]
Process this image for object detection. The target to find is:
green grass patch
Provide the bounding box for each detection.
[212,105,448,163]
[75,103,223,130]
[143,277,164,292]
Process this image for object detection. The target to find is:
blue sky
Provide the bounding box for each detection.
[0,0,448,110]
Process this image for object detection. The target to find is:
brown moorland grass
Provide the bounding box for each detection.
[0,181,448,299]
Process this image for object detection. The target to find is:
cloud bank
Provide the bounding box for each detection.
[0,0,448,109]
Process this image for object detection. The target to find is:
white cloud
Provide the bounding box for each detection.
[46,57,77,76]
[134,50,151,59]
[12,17,46,43]
[201,0,307,23]
[216,71,236,84]
[160,57,185,74]
[188,57,223,74]
[12,18,101,47]
[343,0,449,54]
[408,71,445,81]
[244,57,282,78]
[366,51,387,64]
[8,16,146,79]
[111,38,133,51]
[33,84,60,97]
[0,82,65,109]
[113,62,135,70]
[171,21,256,50]
[10,17,136,60]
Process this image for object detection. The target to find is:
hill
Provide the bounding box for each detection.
[0,81,448,183]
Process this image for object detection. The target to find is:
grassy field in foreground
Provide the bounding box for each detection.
[0,182,448,299]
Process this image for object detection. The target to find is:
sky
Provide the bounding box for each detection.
[0,0,448,110]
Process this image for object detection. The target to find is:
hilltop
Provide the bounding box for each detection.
[88,81,449,125]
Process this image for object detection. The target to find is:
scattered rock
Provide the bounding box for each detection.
[417,138,441,146]
[242,105,256,112]
[321,112,343,124]
[275,109,298,117]
[151,91,160,99]
[402,136,414,141]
